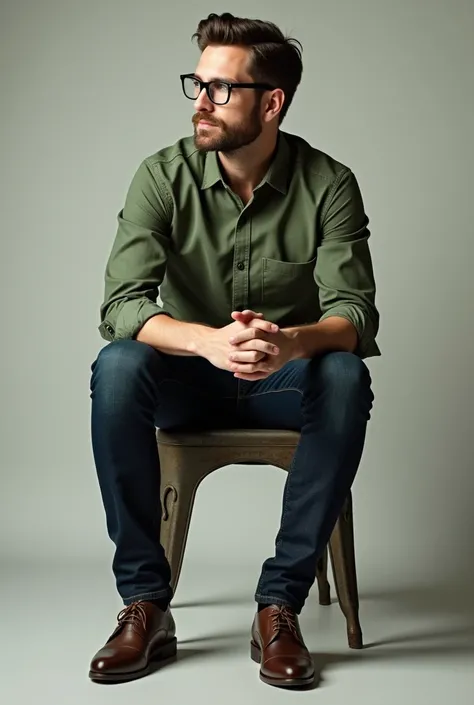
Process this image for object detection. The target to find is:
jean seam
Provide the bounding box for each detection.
[277,456,295,546]
[244,388,303,399]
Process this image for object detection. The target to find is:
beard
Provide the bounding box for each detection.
[193,102,263,153]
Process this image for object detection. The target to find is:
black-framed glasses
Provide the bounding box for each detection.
[180,74,275,105]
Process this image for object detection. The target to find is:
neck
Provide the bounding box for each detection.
[218,131,279,200]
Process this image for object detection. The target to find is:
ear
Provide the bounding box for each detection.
[262,88,285,124]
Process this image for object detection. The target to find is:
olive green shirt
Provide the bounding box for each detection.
[99,130,380,358]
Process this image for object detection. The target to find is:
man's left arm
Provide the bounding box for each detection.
[286,168,380,360]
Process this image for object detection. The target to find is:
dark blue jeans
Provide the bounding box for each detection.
[90,339,373,613]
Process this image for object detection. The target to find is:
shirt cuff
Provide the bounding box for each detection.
[99,300,172,342]
[318,306,380,359]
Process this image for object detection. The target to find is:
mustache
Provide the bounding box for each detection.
[192,113,221,127]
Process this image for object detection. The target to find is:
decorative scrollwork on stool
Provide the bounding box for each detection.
[162,485,178,522]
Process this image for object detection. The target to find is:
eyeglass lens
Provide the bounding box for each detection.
[183,77,229,104]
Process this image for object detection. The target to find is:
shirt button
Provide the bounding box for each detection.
[237,261,245,270]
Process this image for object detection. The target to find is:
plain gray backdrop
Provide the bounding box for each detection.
[1,1,474,699]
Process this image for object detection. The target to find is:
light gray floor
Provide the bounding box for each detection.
[3,557,474,705]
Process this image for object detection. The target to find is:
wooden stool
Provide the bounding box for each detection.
[157,428,363,648]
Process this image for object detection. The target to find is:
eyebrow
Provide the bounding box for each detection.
[193,73,240,83]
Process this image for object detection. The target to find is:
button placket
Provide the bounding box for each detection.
[232,213,251,312]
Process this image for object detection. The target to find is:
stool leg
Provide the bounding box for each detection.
[316,547,331,605]
[328,493,363,649]
[161,480,197,596]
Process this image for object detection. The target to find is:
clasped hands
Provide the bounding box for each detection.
[226,309,297,381]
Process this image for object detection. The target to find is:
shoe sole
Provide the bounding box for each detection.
[250,640,315,688]
[89,637,178,683]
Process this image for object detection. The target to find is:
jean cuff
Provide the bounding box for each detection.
[254,594,302,614]
[122,588,172,606]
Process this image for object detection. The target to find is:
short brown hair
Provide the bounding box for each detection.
[192,13,303,124]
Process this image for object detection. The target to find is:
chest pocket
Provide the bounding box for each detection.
[261,256,317,304]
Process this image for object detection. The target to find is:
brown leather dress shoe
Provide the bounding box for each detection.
[251,605,314,687]
[89,601,177,683]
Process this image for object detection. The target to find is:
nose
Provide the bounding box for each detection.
[194,86,214,112]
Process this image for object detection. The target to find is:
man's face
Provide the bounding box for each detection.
[191,45,264,153]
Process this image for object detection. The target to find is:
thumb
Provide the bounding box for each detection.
[231,309,263,322]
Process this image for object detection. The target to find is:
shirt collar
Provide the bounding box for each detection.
[263,131,291,195]
[201,131,291,195]
[201,149,222,190]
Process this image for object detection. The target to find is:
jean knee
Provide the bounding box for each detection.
[90,339,163,399]
[307,352,372,400]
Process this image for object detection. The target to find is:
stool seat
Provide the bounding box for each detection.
[156,427,363,649]
[158,428,300,447]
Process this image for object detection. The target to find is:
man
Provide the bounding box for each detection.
[89,12,379,688]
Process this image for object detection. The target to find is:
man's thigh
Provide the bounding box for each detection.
[235,359,309,431]
[153,352,240,431]
[235,352,372,431]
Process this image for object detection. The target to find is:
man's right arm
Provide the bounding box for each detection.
[135,313,212,356]
[99,158,169,342]
[99,158,212,352]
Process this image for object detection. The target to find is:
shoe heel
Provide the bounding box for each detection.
[152,637,177,663]
[250,641,261,664]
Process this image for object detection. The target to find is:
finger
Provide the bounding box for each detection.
[231,310,264,321]
[240,309,263,316]
[229,328,267,345]
[229,326,278,346]
[229,340,279,356]
[249,318,279,333]
[231,313,263,322]
[229,361,272,375]
[234,371,270,381]
[228,349,267,363]
[228,319,278,344]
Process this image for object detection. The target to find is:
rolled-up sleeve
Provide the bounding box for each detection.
[315,168,380,359]
[98,159,173,342]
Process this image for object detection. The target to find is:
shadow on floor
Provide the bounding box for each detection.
[172,581,474,689]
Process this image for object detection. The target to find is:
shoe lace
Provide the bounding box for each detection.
[270,605,300,641]
[116,601,148,633]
